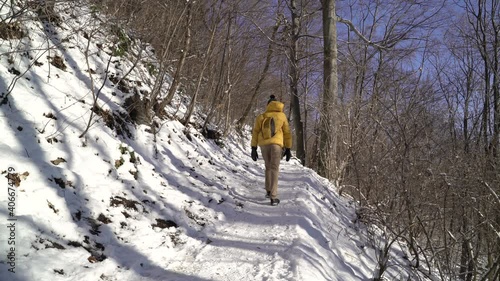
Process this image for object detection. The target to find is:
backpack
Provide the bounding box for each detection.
[261,116,276,139]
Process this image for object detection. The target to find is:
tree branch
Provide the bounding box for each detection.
[336,15,389,50]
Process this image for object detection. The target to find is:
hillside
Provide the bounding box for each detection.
[0,2,434,281]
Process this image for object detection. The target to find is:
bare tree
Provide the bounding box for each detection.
[156,0,192,115]
[464,0,500,160]
[182,1,221,126]
[235,11,283,131]
[287,0,308,165]
[318,0,338,180]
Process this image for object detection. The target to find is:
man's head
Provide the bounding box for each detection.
[267,95,277,104]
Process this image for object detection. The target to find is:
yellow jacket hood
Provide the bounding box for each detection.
[266,101,284,113]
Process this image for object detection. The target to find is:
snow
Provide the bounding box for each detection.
[0,2,434,281]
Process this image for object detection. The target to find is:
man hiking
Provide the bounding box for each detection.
[250,95,292,206]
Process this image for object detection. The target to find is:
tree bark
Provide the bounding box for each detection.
[288,0,306,165]
[182,17,218,126]
[318,0,338,180]
[157,1,192,114]
[203,12,233,130]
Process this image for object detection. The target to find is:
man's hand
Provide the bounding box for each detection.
[251,147,258,161]
[284,148,291,162]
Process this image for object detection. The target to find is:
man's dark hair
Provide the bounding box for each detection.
[267,95,277,104]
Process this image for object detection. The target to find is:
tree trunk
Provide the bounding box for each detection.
[289,0,306,165]
[491,1,500,160]
[157,1,192,114]
[182,20,217,126]
[236,15,282,130]
[203,13,233,130]
[318,0,338,180]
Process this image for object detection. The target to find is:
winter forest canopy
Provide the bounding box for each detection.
[1,0,499,280]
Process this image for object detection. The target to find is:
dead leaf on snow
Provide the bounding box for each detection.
[51,157,67,165]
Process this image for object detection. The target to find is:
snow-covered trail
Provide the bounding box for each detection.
[164,157,376,281]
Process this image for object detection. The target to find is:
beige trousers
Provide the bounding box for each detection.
[260,144,282,199]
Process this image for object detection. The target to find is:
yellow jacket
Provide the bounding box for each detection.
[251,101,292,149]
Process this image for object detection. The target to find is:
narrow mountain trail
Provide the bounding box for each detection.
[163,156,374,281]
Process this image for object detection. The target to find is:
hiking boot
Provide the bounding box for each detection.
[270,198,280,206]
[265,191,271,198]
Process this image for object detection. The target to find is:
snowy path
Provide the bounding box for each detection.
[163,159,372,281]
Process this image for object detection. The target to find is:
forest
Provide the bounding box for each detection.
[1,0,499,280]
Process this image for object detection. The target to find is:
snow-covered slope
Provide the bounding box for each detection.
[0,3,432,281]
